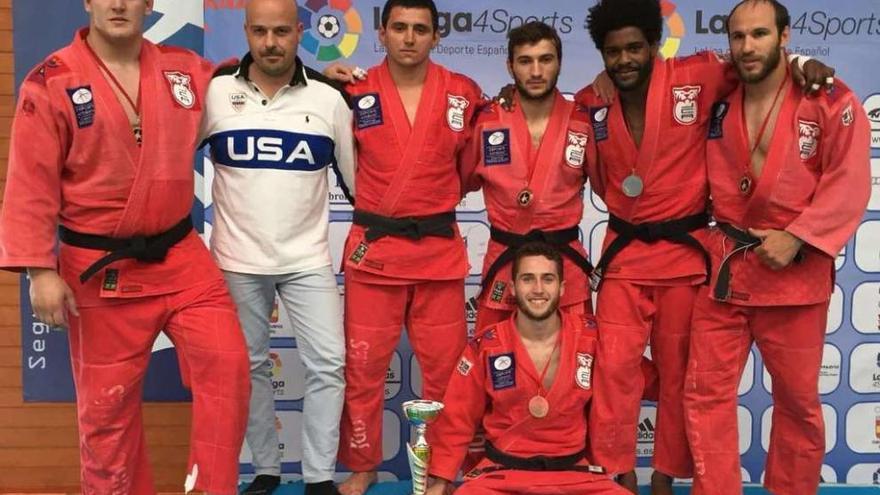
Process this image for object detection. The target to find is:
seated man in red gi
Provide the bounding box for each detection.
[424,242,630,495]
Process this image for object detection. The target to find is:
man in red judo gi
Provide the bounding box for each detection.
[683,1,870,494]
[334,1,482,493]
[460,21,593,335]
[575,1,835,492]
[424,242,629,495]
[0,1,249,493]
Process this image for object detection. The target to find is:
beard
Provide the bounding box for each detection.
[515,292,561,321]
[514,73,559,102]
[734,42,783,83]
[609,55,654,91]
[254,48,294,77]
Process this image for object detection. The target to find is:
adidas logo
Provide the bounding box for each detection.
[637,417,656,442]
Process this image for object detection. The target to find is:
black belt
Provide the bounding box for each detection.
[352,209,456,242]
[482,226,593,290]
[590,212,711,291]
[466,441,604,475]
[713,222,802,301]
[59,216,193,284]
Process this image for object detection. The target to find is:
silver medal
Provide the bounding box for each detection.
[621,174,644,198]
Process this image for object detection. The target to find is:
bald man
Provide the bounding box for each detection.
[199,1,356,494]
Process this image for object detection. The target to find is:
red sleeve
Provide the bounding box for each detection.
[681,51,738,102]
[428,345,487,481]
[0,76,69,270]
[785,91,871,257]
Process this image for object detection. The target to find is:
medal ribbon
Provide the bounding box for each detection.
[84,37,143,145]
[534,330,562,397]
[744,67,789,184]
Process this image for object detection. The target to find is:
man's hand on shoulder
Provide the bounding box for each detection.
[323,62,367,84]
[789,55,835,96]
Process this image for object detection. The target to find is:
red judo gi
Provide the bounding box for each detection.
[0,30,250,494]
[575,52,736,477]
[428,313,630,494]
[459,91,593,332]
[683,79,870,495]
[338,59,482,471]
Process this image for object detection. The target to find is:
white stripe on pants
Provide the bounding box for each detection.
[223,266,345,482]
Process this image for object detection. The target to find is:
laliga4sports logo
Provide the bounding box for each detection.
[299,0,363,62]
[660,0,686,59]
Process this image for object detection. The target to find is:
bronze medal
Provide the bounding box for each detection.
[528,395,549,418]
[517,188,533,207]
[621,174,644,198]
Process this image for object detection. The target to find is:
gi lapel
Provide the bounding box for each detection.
[622,58,665,218]
[510,92,571,232]
[375,60,445,216]
[743,84,799,225]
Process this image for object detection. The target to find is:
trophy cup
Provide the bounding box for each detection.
[402,399,444,495]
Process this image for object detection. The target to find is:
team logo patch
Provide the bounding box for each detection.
[708,101,730,139]
[446,94,469,132]
[483,129,511,165]
[229,93,247,113]
[798,119,821,160]
[354,93,383,129]
[457,357,473,376]
[490,280,507,302]
[590,106,610,141]
[842,104,854,127]
[672,85,702,125]
[565,131,588,167]
[489,353,516,390]
[575,352,593,390]
[163,71,196,109]
[66,86,95,128]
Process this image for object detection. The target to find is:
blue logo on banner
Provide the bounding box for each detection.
[209,129,335,171]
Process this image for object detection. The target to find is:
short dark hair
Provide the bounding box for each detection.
[507,21,563,64]
[586,0,663,51]
[381,0,439,32]
[512,242,564,281]
[727,0,791,36]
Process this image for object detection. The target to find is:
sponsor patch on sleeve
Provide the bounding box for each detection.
[66,86,95,128]
[489,353,516,390]
[483,129,511,165]
[354,93,383,129]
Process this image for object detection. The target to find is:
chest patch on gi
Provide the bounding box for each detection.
[490,281,507,302]
[354,93,383,130]
[489,353,516,390]
[483,129,511,165]
[66,86,95,128]
[798,119,821,160]
[575,352,593,390]
[447,94,469,132]
[163,71,197,109]
[590,106,610,142]
[457,356,473,376]
[101,268,119,292]
[708,101,730,139]
[229,92,247,113]
[565,131,588,167]
[672,85,702,125]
